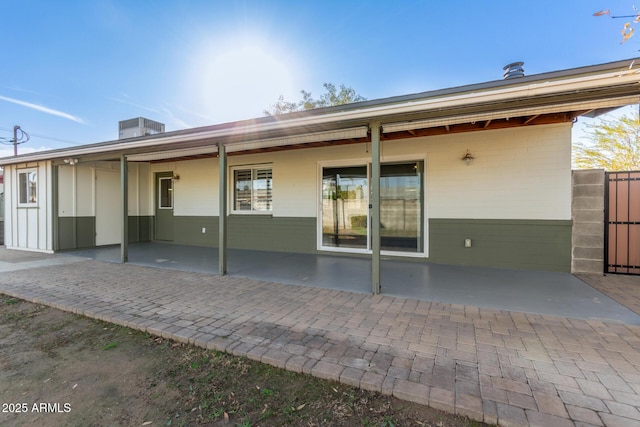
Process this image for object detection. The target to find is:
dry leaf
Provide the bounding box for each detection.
[223,411,229,424]
[593,9,610,16]
[142,422,152,426]
[296,403,306,411]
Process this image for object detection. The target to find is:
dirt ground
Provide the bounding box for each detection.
[0,295,488,427]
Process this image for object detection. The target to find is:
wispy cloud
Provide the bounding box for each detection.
[0,95,84,124]
[110,94,161,114]
[176,104,214,122]
[4,85,45,97]
[161,106,193,129]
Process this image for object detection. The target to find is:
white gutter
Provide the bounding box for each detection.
[2,65,639,165]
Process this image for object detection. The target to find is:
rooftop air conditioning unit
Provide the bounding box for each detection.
[118,117,165,139]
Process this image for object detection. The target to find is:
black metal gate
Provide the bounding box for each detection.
[605,171,640,274]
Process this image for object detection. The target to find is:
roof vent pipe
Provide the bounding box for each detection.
[503,62,525,79]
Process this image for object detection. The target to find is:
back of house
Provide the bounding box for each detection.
[0,59,639,284]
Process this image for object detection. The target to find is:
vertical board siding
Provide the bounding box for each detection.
[5,165,13,247]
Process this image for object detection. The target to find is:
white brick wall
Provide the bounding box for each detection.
[234,123,573,220]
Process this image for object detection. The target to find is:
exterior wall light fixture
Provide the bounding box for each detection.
[461,150,474,166]
[63,158,79,165]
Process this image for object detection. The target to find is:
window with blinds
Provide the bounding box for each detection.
[233,166,272,212]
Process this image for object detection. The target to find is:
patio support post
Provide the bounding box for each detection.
[218,142,227,275]
[120,154,128,263]
[370,121,381,294]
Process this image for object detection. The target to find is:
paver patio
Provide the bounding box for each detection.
[1,249,640,426]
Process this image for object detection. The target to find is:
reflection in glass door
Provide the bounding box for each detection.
[322,166,368,250]
[320,160,425,255]
[380,161,424,253]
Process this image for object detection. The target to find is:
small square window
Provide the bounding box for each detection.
[18,169,37,206]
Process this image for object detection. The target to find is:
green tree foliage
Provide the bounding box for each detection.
[574,112,640,171]
[265,83,366,115]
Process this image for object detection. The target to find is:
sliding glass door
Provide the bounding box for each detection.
[380,161,424,253]
[320,160,425,255]
[321,166,368,249]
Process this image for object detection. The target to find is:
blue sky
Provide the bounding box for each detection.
[0,1,638,157]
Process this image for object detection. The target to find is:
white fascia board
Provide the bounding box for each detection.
[225,126,369,153]
[382,95,640,133]
[127,145,219,161]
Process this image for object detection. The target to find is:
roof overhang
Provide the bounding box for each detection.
[382,95,640,133]
[2,58,640,166]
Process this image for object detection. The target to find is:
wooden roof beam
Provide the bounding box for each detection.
[484,119,492,128]
[571,109,595,119]
[524,114,540,125]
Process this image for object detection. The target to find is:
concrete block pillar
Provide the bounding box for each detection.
[571,169,605,274]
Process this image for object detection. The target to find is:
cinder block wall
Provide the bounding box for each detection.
[571,169,605,274]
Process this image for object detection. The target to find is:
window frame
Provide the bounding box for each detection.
[230,164,273,214]
[17,168,38,207]
[157,176,174,210]
[316,155,428,258]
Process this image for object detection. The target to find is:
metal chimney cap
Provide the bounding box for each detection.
[503,61,524,70]
[503,62,525,79]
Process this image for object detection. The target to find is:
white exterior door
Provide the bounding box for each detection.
[95,169,121,246]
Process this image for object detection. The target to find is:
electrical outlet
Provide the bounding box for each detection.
[202,227,206,234]
[464,239,472,248]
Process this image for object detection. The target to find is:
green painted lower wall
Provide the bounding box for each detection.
[57,216,153,250]
[229,216,316,253]
[168,216,570,270]
[55,214,571,271]
[129,216,154,243]
[171,215,317,253]
[173,216,217,247]
[428,219,572,272]
[58,217,95,250]
[0,220,4,245]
